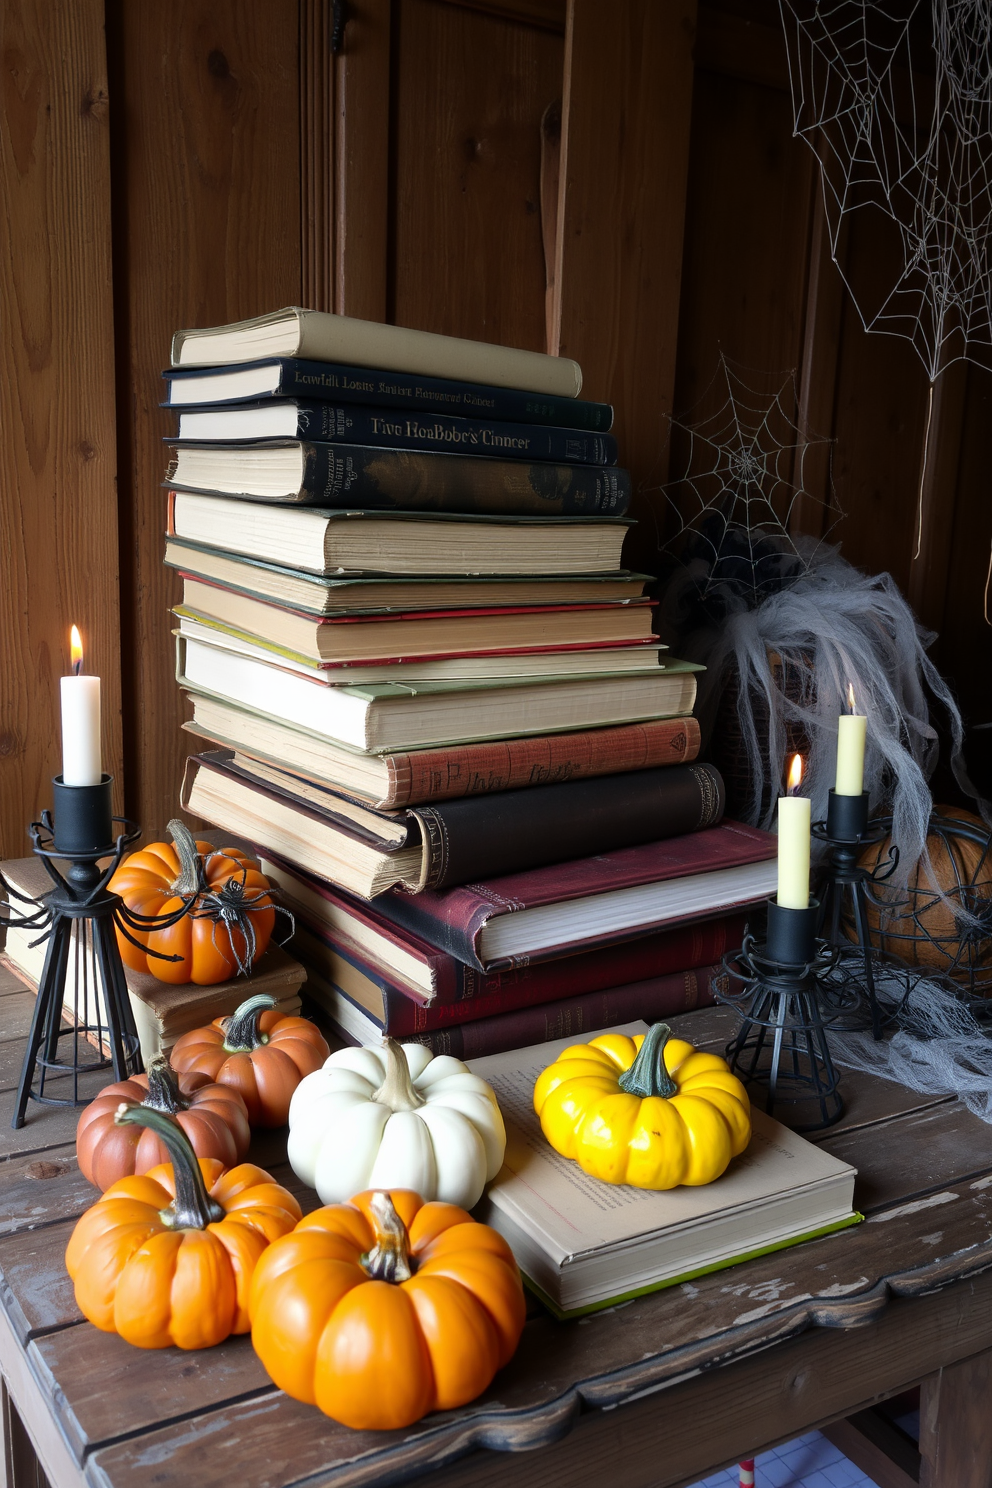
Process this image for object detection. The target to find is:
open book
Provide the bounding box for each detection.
[469,1024,860,1317]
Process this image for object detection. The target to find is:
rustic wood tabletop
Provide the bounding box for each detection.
[3,960,992,1488]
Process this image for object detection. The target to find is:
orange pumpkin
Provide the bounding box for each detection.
[75,1057,252,1191]
[169,992,329,1127]
[108,818,276,984]
[65,1104,301,1350]
[249,1189,526,1429]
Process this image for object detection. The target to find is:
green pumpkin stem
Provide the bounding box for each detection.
[617,1023,678,1100]
[142,1058,191,1115]
[372,1038,425,1113]
[168,818,203,898]
[360,1192,414,1283]
[222,993,276,1052]
[114,1103,224,1229]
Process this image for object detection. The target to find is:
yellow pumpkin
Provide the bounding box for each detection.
[533,1023,751,1189]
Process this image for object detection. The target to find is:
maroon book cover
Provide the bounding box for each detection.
[371,820,777,971]
[300,912,748,1032]
[389,964,730,1059]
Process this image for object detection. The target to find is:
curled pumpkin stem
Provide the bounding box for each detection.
[360,1192,415,1284]
[114,1102,224,1229]
[617,1023,679,1100]
[143,1058,191,1115]
[222,992,277,1052]
[167,818,205,899]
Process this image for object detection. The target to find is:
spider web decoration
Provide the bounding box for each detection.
[780,0,992,384]
[659,357,836,613]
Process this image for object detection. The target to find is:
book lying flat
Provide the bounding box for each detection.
[470,1025,860,1316]
[175,581,658,665]
[169,492,631,576]
[261,852,743,1005]
[304,961,727,1060]
[178,634,702,751]
[184,694,701,810]
[172,401,618,467]
[162,357,613,431]
[165,442,629,518]
[170,307,583,399]
[165,538,649,615]
[182,749,726,898]
[0,857,305,1064]
[178,616,666,685]
[364,822,778,970]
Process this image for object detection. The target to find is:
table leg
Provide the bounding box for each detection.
[920,1348,992,1487]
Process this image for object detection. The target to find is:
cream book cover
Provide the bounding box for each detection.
[468,1023,859,1315]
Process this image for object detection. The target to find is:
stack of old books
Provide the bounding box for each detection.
[164,307,777,1057]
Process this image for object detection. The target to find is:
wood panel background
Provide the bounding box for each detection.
[1,0,989,855]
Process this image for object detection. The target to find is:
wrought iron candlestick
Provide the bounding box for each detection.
[718,899,848,1131]
[812,791,898,1041]
[2,777,190,1129]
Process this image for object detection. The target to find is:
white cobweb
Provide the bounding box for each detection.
[780,0,992,383]
[658,355,837,608]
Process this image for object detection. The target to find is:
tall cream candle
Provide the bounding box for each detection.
[60,625,102,787]
[836,682,867,797]
[777,753,811,909]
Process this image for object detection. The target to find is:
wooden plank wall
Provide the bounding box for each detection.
[1,0,989,857]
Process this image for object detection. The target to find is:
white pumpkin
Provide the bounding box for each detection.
[287,1037,507,1209]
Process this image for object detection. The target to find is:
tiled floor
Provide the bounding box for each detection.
[688,1430,874,1487]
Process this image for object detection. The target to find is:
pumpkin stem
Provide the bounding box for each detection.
[372,1039,425,1113]
[360,1192,414,1283]
[168,818,203,898]
[113,1103,224,1229]
[617,1023,679,1100]
[143,1058,191,1115]
[222,992,276,1052]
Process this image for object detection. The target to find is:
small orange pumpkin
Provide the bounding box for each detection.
[169,993,329,1127]
[75,1057,252,1191]
[65,1104,301,1350]
[108,819,276,984]
[249,1189,526,1429]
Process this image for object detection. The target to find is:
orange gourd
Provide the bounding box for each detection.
[170,993,329,1127]
[75,1057,252,1191]
[249,1189,526,1429]
[108,819,276,984]
[65,1104,301,1349]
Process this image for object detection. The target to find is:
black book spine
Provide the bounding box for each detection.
[304,443,631,517]
[411,763,726,890]
[268,360,614,431]
[283,403,618,466]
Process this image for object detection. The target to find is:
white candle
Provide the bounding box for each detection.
[777,753,811,910]
[836,683,867,797]
[60,625,102,787]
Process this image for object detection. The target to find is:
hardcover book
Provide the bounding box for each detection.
[184,696,701,809]
[172,401,619,466]
[163,357,613,430]
[469,1024,860,1316]
[170,307,583,399]
[165,441,630,518]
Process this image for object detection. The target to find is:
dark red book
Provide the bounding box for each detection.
[290,912,748,1033]
[320,964,730,1059]
[364,821,778,971]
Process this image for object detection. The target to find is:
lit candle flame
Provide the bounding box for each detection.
[847,682,856,715]
[787,753,803,796]
[70,625,83,676]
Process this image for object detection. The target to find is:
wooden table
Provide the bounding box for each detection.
[3,963,992,1488]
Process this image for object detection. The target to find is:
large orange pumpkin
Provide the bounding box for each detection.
[108,819,276,984]
[169,992,329,1126]
[75,1057,251,1191]
[65,1104,301,1349]
[249,1189,526,1429]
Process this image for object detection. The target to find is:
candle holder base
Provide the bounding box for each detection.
[718,898,848,1132]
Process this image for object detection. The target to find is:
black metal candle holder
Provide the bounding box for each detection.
[718,899,849,1131]
[1,777,193,1129]
[812,792,899,1042]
